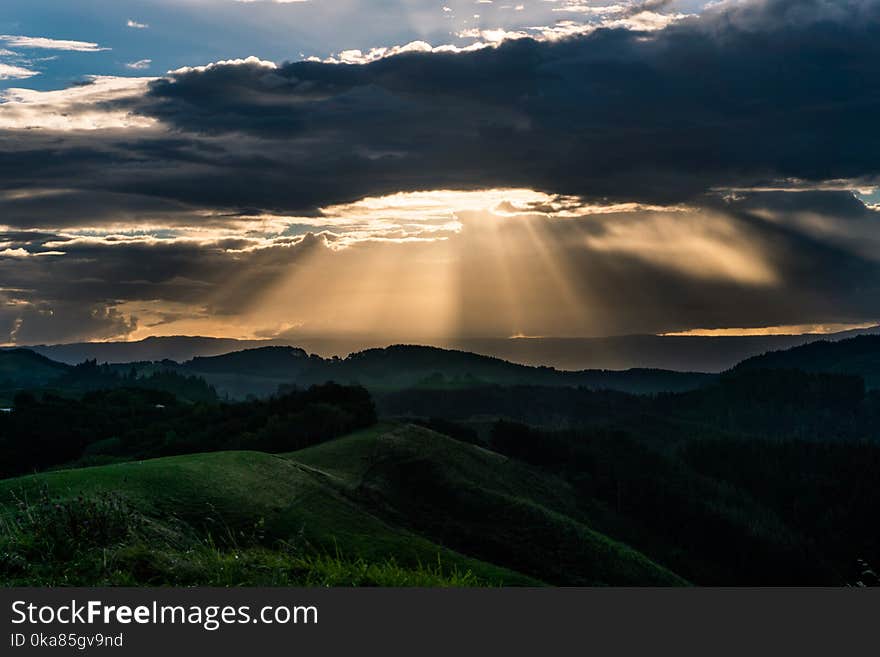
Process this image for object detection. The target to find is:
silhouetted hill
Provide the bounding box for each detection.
[187,346,312,377]
[9,332,880,402]
[24,336,279,365]
[179,344,714,397]
[380,366,880,445]
[734,335,880,389]
[0,348,217,405]
[19,326,880,371]
[453,327,880,371]
[0,349,70,392]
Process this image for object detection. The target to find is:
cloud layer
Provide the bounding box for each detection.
[14,0,866,215]
[0,35,109,52]
[0,0,879,344]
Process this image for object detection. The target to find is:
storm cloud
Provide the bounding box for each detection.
[0,0,879,344]
[124,0,880,206]
[0,0,877,213]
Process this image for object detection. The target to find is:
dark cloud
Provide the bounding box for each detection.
[0,232,319,304]
[0,189,202,230]
[0,299,137,345]
[0,229,327,343]
[0,0,875,216]
[1,0,879,343]
[116,0,880,207]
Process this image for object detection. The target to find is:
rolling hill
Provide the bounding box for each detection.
[13,331,880,402]
[21,326,880,371]
[733,335,880,389]
[289,424,685,586]
[23,336,279,366]
[2,342,716,399]
[0,349,70,404]
[0,424,684,587]
[1,331,877,587]
[177,344,714,398]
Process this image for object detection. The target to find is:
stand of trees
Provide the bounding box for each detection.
[0,383,376,477]
[486,420,874,585]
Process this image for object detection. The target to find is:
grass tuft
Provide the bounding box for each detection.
[0,488,481,587]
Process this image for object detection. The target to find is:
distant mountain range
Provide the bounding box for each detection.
[17,325,880,372]
[23,336,278,366]
[1,341,712,398]
[175,345,714,397]
[457,328,880,372]
[3,330,880,400]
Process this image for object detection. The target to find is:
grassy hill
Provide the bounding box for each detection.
[0,424,684,586]
[289,425,685,586]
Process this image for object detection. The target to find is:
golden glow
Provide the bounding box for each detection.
[23,187,866,345]
[662,322,879,337]
[582,211,779,285]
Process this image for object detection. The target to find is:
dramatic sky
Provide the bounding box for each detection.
[0,0,878,345]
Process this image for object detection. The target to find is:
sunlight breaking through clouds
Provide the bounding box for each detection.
[662,322,880,337]
[0,0,879,343]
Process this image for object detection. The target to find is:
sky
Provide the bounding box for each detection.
[0,0,879,345]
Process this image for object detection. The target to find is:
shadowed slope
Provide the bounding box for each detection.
[290,424,687,586]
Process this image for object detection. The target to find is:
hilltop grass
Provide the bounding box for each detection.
[112,548,484,587]
[0,444,534,587]
[0,423,687,586]
[0,487,482,586]
[289,424,687,586]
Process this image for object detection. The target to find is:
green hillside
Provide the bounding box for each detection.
[0,424,684,586]
[289,425,686,586]
[0,439,532,586]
